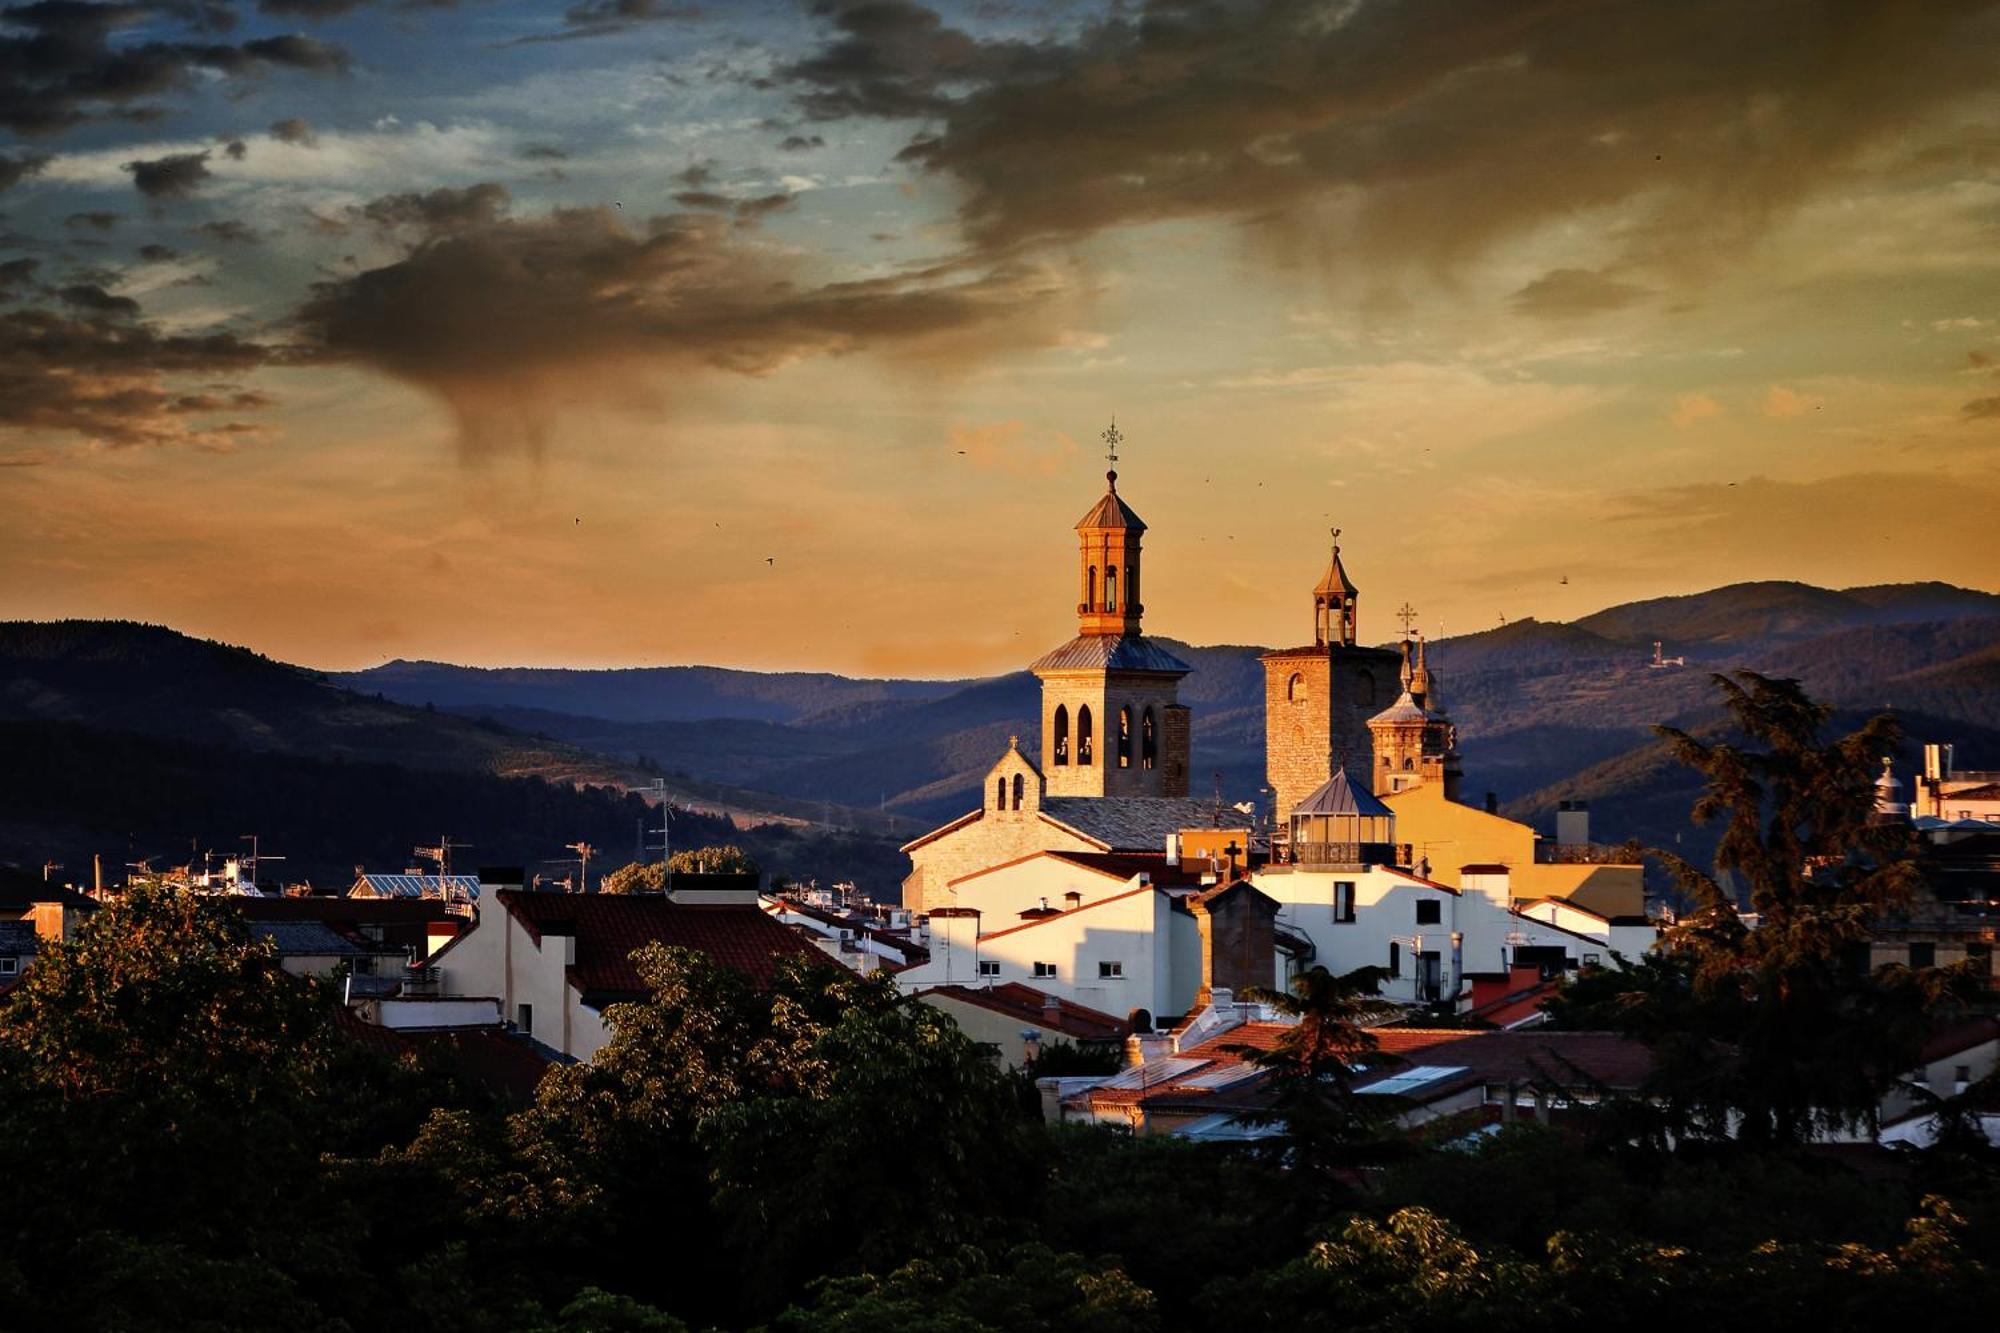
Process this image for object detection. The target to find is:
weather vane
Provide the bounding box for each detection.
[1397,602,1418,636]
[1101,417,1122,470]
[1330,525,1342,547]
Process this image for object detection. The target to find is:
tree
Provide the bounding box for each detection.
[1607,672,1973,1144]
[768,1244,1157,1333]
[599,861,666,894]
[1239,965,1408,1211]
[667,843,759,875]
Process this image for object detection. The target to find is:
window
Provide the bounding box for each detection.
[1087,565,1098,608]
[1105,566,1118,611]
[1416,899,1441,925]
[0,957,17,976]
[1117,705,1133,769]
[1033,961,1057,979]
[1098,961,1124,979]
[1334,881,1356,923]
[1388,942,1401,978]
[1287,671,1307,703]
[996,776,1007,809]
[517,1003,533,1035]
[1910,942,1937,969]
[1142,708,1156,770]
[1078,706,1094,765]
[977,960,1001,977]
[1012,773,1025,809]
[1053,704,1069,765]
[1956,1064,1973,1085]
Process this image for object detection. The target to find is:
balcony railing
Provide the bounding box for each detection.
[1291,841,1405,868]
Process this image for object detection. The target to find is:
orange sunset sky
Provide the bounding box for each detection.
[3,1,1999,676]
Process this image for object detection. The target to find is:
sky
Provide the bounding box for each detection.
[3,0,1999,677]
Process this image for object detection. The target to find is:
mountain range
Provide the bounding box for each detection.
[4,579,1998,898]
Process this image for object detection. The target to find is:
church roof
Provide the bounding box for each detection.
[1369,689,1432,726]
[1029,634,1190,674]
[1076,483,1146,532]
[1291,768,1393,820]
[1041,796,1230,851]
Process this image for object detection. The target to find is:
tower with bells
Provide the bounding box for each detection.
[1366,633,1463,800]
[1030,421,1192,798]
[1261,530,1407,834]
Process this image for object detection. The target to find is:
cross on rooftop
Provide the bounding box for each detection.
[1101,417,1122,469]
[1397,602,1418,636]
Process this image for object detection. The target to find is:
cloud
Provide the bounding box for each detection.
[0,256,40,292]
[1964,395,2000,421]
[1509,267,1650,319]
[64,212,122,232]
[785,0,2000,284]
[0,151,49,192]
[125,152,213,199]
[0,5,352,135]
[353,182,513,234]
[268,117,319,147]
[1669,392,1725,428]
[294,190,1082,459]
[1760,385,1818,418]
[504,0,701,44]
[0,295,279,450]
[191,220,261,245]
[136,244,180,263]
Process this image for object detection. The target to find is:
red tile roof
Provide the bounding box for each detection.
[1043,850,1211,890]
[336,1009,556,1102]
[1919,1016,2000,1064]
[919,982,1130,1042]
[497,889,819,1000]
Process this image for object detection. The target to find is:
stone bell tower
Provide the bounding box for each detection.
[1030,421,1191,799]
[1262,530,1406,829]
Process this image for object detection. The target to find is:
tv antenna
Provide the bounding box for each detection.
[644,777,676,867]
[413,836,472,893]
[239,833,285,890]
[564,841,598,894]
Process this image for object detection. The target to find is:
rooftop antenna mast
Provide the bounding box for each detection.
[644,777,675,872]
[565,841,597,894]
[239,833,285,890]
[413,836,472,900]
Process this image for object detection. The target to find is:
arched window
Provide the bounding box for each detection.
[1142,708,1157,769]
[1105,566,1119,612]
[1078,706,1094,765]
[1053,704,1070,765]
[1287,671,1307,703]
[1403,756,1415,770]
[1012,773,1025,809]
[996,776,1008,808]
[1117,705,1133,768]
[1087,566,1098,610]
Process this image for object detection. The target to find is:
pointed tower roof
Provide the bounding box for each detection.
[1369,688,1432,727]
[1077,475,1146,531]
[1292,767,1394,819]
[1314,541,1356,598]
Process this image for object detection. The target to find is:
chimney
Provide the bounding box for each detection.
[1165,832,1181,866]
[1064,890,1082,909]
[93,853,103,895]
[1484,791,1498,815]
[1555,800,1590,846]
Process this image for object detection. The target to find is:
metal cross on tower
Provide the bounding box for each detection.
[1101,417,1122,470]
[1397,602,1419,636]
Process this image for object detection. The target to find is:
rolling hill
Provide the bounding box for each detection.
[6,577,1997,900]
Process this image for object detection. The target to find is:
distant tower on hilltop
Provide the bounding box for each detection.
[1262,530,1406,827]
[1029,422,1192,798]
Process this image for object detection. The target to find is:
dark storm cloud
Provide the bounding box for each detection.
[0,255,37,290]
[1510,267,1651,320]
[58,281,141,318]
[125,150,212,198]
[787,0,2000,278]
[267,115,317,145]
[136,242,179,261]
[0,2,352,135]
[64,211,122,231]
[0,293,279,448]
[786,0,1049,121]
[0,151,49,192]
[778,133,823,152]
[295,190,1081,458]
[192,218,259,244]
[354,182,512,234]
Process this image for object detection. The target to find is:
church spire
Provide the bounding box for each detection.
[1314,528,1357,647]
[1074,418,1146,637]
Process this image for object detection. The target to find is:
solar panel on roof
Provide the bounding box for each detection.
[1177,1063,1264,1091]
[1098,1057,1202,1090]
[1359,1064,1469,1096]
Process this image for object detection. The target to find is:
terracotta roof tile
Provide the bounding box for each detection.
[497,889,819,1000]
[919,982,1130,1042]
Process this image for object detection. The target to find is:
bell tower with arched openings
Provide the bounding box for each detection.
[1031,422,1192,799]
[1261,530,1408,836]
